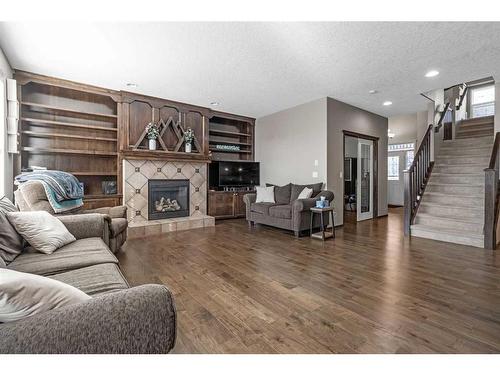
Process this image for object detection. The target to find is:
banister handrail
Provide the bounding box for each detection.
[408,124,433,173]
[487,131,500,170]
[484,132,500,249]
[404,124,434,236]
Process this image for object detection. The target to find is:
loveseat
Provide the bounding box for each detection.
[0,213,176,354]
[244,183,335,237]
[14,180,127,253]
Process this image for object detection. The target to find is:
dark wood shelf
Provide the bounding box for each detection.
[22,147,117,157]
[209,129,252,137]
[84,194,122,200]
[121,149,211,163]
[22,117,118,132]
[209,148,252,154]
[69,171,118,176]
[21,101,118,119]
[22,130,117,142]
[209,140,252,146]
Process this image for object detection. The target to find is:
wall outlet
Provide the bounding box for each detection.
[340,171,343,179]
[314,159,319,166]
[312,171,318,178]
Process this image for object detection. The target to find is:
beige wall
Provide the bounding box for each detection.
[327,97,388,225]
[255,98,328,186]
[388,113,417,145]
[0,47,13,200]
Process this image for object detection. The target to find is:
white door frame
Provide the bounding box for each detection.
[357,138,374,221]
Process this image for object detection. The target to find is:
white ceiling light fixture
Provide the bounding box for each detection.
[425,70,440,78]
[369,89,378,94]
[126,83,138,88]
[210,101,219,106]
[383,101,393,106]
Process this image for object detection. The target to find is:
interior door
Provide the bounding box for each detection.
[357,139,374,221]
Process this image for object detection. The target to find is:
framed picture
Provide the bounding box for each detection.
[102,180,117,195]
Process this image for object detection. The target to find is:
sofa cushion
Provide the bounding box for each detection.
[110,218,128,237]
[0,268,90,323]
[7,237,118,276]
[49,263,129,296]
[7,211,76,254]
[0,197,24,265]
[268,205,292,220]
[290,183,323,202]
[250,202,277,215]
[266,183,292,205]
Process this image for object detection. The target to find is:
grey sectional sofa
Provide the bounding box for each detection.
[0,213,176,354]
[244,183,334,237]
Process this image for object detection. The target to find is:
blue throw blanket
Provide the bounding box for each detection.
[15,170,83,202]
[15,171,84,213]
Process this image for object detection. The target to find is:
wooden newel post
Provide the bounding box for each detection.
[404,169,411,236]
[484,168,498,249]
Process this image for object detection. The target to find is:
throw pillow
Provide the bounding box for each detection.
[297,187,314,199]
[0,268,90,323]
[290,183,323,202]
[266,183,292,204]
[6,211,76,254]
[0,196,24,265]
[255,186,275,203]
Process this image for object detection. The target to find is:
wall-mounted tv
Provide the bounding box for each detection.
[209,161,260,188]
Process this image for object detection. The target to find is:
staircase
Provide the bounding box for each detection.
[410,115,494,248]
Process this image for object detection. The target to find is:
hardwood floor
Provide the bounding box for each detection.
[117,208,500,353]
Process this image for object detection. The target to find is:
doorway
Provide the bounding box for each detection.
[343,131,379,223]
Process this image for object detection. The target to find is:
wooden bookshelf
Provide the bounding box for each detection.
[208,112,255,161]
[16,73,121,208]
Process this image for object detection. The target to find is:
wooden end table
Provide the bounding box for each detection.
[309,206,336,240]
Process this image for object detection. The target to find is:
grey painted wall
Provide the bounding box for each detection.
[255,98,327,186]
[0,47,13,200]
[327,97,388,226]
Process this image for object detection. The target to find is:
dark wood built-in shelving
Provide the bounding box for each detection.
[21,101,118,119]
[16,72,121,209]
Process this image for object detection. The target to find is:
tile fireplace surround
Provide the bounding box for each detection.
[123,159,215,238]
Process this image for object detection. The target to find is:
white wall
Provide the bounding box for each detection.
[255,98,328,186]
[0,46,13,200]
[388,113,417,145]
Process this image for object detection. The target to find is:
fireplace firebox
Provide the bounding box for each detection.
[148,179,190,220]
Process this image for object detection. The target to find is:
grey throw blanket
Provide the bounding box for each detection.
[15,171,84,202]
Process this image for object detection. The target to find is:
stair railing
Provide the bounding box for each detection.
[404,124,434,236]
[484,131,500,249]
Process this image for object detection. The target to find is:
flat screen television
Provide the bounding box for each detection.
[209,161,260,188]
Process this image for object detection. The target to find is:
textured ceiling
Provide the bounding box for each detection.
[1,22,499,118]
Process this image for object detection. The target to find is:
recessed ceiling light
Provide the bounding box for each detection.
[126,83,138,88]
[383,101,392,106]
[425,70,439,78]
[210,101,219,106]
[369,90,378,94]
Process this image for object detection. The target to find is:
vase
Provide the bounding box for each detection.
[149,139,157,150]
[185,143,192,153]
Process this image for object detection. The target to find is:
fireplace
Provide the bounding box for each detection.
[148,179,190,220]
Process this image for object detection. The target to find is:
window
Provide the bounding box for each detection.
[388,156,399,180]
[406,150,414,170]
[471,85,495,118]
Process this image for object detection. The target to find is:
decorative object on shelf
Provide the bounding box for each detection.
[184,128,194,153]
[315,196,330,208]
[102,180,117,195]
[146,122,160,150]
[215,144,240,152]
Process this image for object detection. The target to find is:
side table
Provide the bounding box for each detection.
[309,206,336,240]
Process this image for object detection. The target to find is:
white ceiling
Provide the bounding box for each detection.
[1,22,499,119]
